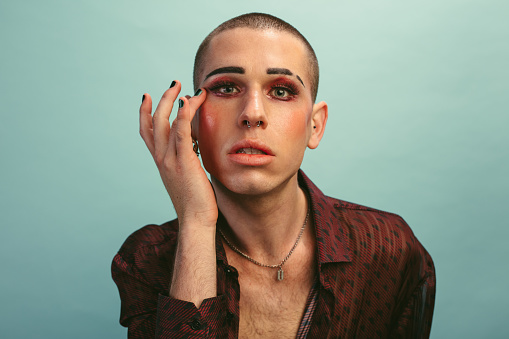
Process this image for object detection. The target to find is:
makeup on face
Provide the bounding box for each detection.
[266,68,305,88]
[204,66,245,80]
[204,66,305,87]
[203,67,304,101]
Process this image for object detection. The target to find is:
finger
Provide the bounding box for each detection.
[167,114,178,160]
[153,81,181,164]
[139,93,155,154]
[171,97,193,157]
[167,90,207,159]
[187,88,207,123]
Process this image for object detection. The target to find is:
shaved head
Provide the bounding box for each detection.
[193,13,320,102]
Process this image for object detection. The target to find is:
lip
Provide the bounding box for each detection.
[227,139,275,166]
[228,139,275,156]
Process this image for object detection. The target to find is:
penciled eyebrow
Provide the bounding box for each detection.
[204,66,245,80]
[267,67,293,76]
[267,68,305,87]
[204,66,305,87]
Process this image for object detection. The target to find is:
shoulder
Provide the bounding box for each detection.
[332,197,414,238]
[300,169,433,272]
[331,196,434,279]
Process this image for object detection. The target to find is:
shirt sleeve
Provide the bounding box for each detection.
[112,252,228,338]
[389,272,436,339]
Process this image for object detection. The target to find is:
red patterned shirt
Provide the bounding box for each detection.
[112,170,435,338]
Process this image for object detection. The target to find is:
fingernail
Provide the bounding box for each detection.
[142,94,145,103]
[194,89,202,96]
[178,99,184,108]
[170,81,176,88]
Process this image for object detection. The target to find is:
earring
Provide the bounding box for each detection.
[192,139,200,156]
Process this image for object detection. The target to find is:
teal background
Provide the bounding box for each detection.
[1,0,507,338]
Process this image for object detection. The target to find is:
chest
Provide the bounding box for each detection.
[239,280,311,338]
[229,257,316,339]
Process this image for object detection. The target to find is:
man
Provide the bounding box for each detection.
[112,13,435,338]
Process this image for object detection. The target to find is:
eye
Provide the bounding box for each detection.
[218,86,238,94]
[268,80,299,100]
[269,86,295,100]
[208,80,240,97]
[274,88,289,97]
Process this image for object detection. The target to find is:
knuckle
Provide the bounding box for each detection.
[139,128,153,142]
[154,153,165,167]
[163,156,174,171]
[175,130,186,142]
[161,90,174,101]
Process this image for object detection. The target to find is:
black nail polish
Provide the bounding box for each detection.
[194,89,202,96]
[170,81,176,88]
[142,94,145,103]
[179,99,184,108]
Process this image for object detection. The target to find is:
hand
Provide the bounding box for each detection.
[139,81,218,228]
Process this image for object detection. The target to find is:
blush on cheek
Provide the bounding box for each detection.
[278,111,309,135]
[203,113,217,130]
[196,104,223,176]
[198,102,221,131]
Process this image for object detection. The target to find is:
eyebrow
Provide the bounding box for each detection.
[267,67,293,76]
[296,75,305,87]
[204,66,245,80]
[204,66,305,87]
[267,68,305,87]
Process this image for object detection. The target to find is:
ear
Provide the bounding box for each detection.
[307,101,328,149]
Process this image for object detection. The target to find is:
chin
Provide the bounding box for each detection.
[210,167,298,198]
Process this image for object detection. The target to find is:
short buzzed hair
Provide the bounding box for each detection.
[193,13,320,102]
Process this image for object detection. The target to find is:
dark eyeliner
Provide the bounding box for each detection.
[207,79,240,96]
[271,82,299,99]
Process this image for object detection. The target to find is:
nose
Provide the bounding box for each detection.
[238,89,267,129]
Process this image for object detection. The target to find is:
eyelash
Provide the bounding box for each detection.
[208,80,239,96]
[208,80,299,101]
[270,81,299,100]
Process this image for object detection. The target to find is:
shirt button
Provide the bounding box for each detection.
[190,319,202,330]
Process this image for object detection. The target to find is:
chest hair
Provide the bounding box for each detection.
[232,253,316,339]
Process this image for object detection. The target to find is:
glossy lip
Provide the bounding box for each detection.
[228,139,275,156]
[227,139,275,166]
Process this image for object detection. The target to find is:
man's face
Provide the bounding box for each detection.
[194,28,326,196]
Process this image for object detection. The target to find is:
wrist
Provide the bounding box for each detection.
[178,221,217,239]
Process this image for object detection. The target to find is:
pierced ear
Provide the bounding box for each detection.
[307,101,328,149]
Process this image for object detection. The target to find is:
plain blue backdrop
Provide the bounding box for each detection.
[1,0,508,338]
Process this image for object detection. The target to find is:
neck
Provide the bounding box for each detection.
[212,172,309,263]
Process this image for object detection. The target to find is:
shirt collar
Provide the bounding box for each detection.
[215,170,353,265]
[298,170,352,264]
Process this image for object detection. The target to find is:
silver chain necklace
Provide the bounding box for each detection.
[218,209,310,281]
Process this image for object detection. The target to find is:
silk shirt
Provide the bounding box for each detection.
[112,170,436,338]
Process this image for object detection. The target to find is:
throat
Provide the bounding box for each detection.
[215,178,310,259]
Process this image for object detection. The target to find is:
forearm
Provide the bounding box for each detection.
[170,225,217,308]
